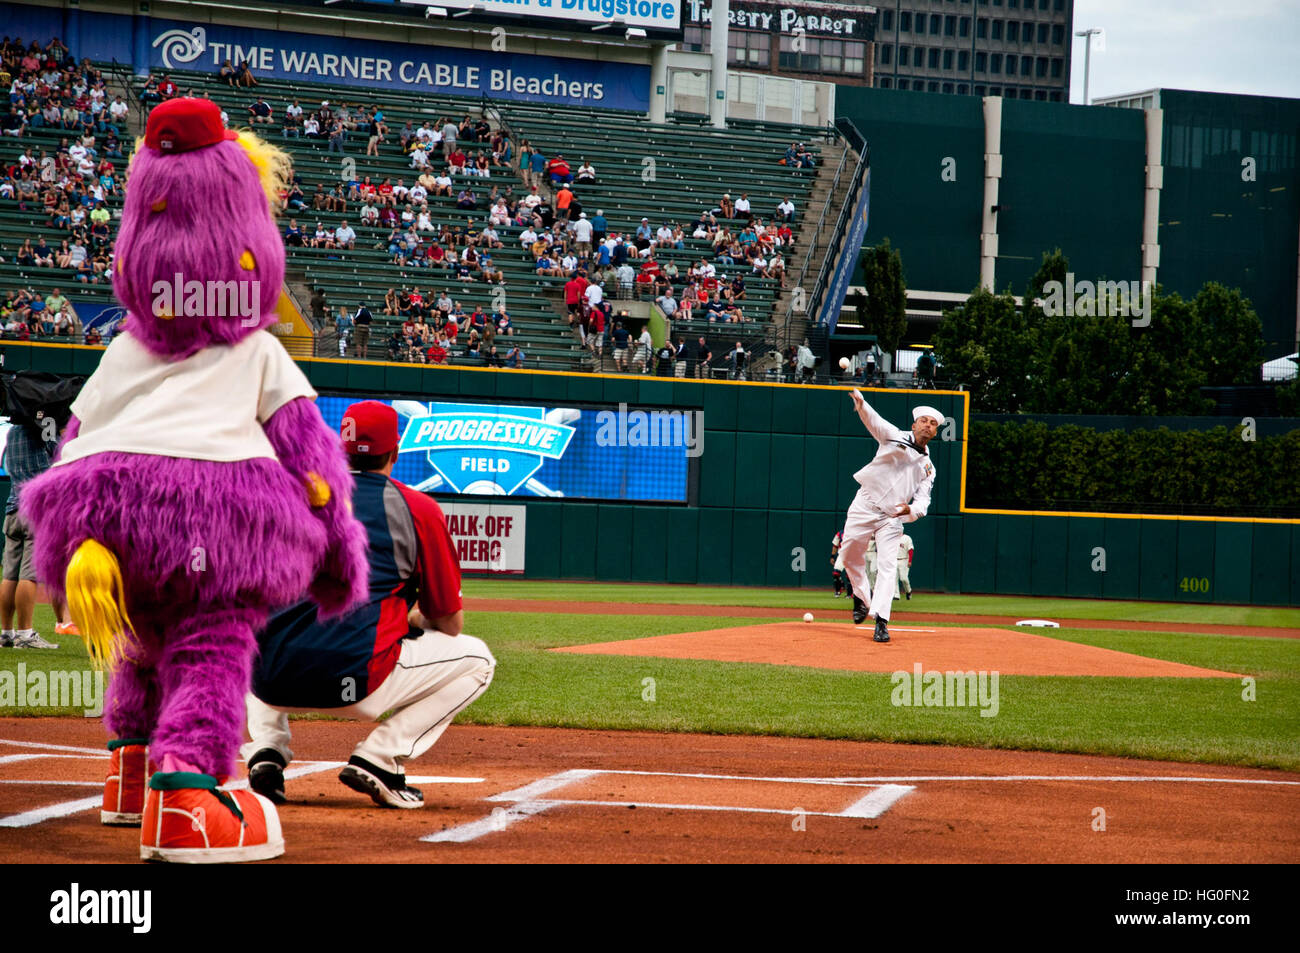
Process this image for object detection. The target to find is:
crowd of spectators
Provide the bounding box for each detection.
[1,39,127,334]
[1,38,123,139]
[1,44,808,369]
[0,286,84,340]
[331,285,525,367]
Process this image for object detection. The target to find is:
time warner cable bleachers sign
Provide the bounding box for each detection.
[149,18,648,108]
[0,3,650,110]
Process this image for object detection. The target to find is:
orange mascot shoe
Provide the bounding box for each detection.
[140,771,284,863]
[102,739,150,826]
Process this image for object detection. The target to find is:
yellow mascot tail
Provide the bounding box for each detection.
[65,540,135,670]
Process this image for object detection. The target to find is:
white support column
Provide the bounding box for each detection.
[649,43,669,124]
[1142,107,1164,290]
[980,96,1003,292]
[709,0,729,129]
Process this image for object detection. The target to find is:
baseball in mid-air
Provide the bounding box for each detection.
[838,357,851,370]
[802,612,814,623]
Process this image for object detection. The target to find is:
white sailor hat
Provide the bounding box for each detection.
[912,405,943,423]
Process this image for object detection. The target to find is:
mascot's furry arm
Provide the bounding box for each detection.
[263,396,368,618]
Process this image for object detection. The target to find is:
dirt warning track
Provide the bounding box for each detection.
[3,720,1297,864]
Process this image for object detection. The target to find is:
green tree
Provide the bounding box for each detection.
[932,286,1035,412]
[858,239,908,355]
[1033,294,1133,414]
[1025,248,1069,306]
[1192,283,1265,386]
[1121,288,1212,415]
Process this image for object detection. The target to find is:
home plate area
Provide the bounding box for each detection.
[425,769,915,844]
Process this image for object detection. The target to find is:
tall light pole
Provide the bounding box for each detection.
[1076,28,1101,105]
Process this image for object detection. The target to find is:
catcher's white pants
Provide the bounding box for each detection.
[898,559,912,594]
[840,490,905,622]
[242,631,495,775]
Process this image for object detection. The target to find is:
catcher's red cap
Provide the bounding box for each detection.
[342,400,399,456]
[144,97,238,154]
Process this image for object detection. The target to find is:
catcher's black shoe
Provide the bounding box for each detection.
[873,617,891,643]
[247,748,287,805]
[905,590,911,600]
[339,755,424,809]
[852,596,868,625]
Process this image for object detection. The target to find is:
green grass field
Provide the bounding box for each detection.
[4,587,1298,771]
[463,580,1300,629]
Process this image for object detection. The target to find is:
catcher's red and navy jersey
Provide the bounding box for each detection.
[252,471,462,708]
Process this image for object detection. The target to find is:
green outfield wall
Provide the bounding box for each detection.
[3,343,1297,605]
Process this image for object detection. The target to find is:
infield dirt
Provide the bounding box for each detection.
[3,720,1297,863]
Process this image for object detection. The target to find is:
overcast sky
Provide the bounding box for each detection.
[1067,0,1300,103]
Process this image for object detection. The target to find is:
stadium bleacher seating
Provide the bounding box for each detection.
[3,43,836,376]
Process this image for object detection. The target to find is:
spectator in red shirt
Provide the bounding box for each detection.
[563,271,588,324]
[547,154,573,185]
[634,269,656,298]
[243,401,494,809]
[426,338,448,365]
[158,75,179,99]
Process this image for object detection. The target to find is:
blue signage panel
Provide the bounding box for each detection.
[819,167,872,335]
[147,17,649,110]
[318,396,691,502]
[0,5,648,110]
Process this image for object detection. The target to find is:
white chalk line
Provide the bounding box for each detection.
[0,794,101,827]
[585,768,896,787]
[840,784,916,818]
[0,779,101,787]
[485,768,601,803]
[405,776,484,784]
[522,785,916,820]
[0,753,106,766]
[428,770,915,844]
[0,738,109,757]
[422,800,554,843]
[815,775,1300,785]
[0,760,346,828]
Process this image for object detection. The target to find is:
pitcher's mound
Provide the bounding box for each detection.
[552,623,1241,678]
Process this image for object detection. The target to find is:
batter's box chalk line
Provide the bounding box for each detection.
[0,753,347,829]
[421,768,917,844]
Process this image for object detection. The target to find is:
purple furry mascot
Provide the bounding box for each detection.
[21,98,368,863]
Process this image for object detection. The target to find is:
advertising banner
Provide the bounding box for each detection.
[147,17,648,109]
[399,0,682,33]
[317,396,697,503]
[685,0,875,39]
[440,502,526,573]
[0,6,650,111]
[820,167,871,334]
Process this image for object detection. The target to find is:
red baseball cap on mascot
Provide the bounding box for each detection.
[342,401,399,456]
[144,97,239,154]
